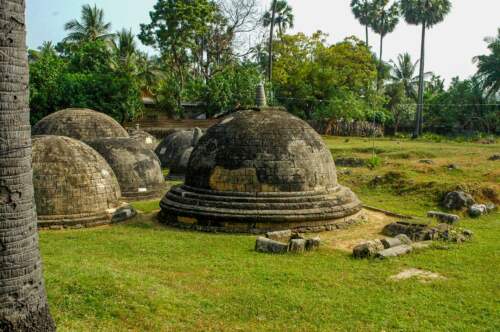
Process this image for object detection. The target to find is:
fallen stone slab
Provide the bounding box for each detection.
[389,268,446,282]
[353,240,384,259]
[266,230,292,243]
[305,237,321,251]
[411,241,433,251]
[381,237,403,249]
[383,222,437,241]
[395,234,412,245]
[289,239,306,253]
[255,237,289,254]
[376,245,413,259]
[427,211,460,224]
[112,206,137,223]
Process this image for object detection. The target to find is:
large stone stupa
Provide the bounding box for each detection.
[159,86,363,233]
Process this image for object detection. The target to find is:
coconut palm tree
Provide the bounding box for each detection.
[370,0,399,90]
[351,0,375,46]
[137,54,163,95]
[473,28,500,98]
[64,4,114,43]
[112,29,137,59]
[400,0,452,137]
[263,0,294,82]
[0,1,56,330]
[390,52,421,99]
[263,0,294,37]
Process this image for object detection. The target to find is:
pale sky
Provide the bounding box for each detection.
[26,0,500,84]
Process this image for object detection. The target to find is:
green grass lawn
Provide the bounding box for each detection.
[40,137,500,331]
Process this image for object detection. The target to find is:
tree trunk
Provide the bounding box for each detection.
[414,21,426,138]
[377,34,383,91]
[267,0,277,83]
[365,24,369,47]
[0,1,56,331]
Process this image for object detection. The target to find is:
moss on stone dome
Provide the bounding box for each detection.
[32,108,128,142]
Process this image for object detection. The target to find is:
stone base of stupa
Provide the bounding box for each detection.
[159,184,364,233]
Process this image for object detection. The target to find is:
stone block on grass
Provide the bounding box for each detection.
[381,237,403,249]
[427,211,460,224]
[376,245,413,259]
[266,230,292,243]
[353,240,384,259]
[305,237,321,251]
[289,239,306,253]
[255,237,289,254]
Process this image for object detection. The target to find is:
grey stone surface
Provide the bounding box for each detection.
[255,237,289,253]
[353,240,385,258]
[289,239,306,253]
[443,191,475,210]
[411,241,433,251]
[376,245,413,259]
[112,205,137,222]
[33,136,122,228]
[395,234,413,245]
[128,129,159,150]
[160,107,362,233]
[266,230,292,243]
[381,237,403,249]
[486,203,497,213]
[32,108,129,142]
[383,222,437,241]
[427,211,460,224]
[88,138,165,201]
[155,128,204,178]
[468,204,488,218]
[305,237,321,251]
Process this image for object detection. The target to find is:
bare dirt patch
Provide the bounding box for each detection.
[389,268,446,282]
[320,209,399,252]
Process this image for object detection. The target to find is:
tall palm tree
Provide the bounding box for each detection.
[370,0,399,90]
[400,0,452,137]
[473,28,500,98]
[112,29,137,59]
[263,0,294,37]
[263,0,294,83]
[351,0,374,47]
[0,1,56,330]
[64,4,114,43]
[390,52,420,99]
[137,54,163,95]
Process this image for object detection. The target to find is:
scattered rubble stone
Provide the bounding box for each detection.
[395,234,412,245]
[353,240,385,259]
[442,191,475,210]
[376,245,413,259]
[255,237,289,254]
[447,164,460,170]
[112,206,137,223]
[305,237,321,251]
[334,157,365,167]
[462,229,474,239]
[266,230,292,243]
[381,237,403,249]
[486,203,497,213]
[419,159,434,164]
[383,222,437,241]
[468,204,488,218]
[427,211,460,224]
[289,239,306,253]
[488,154,500,161]
[411,241,433,251]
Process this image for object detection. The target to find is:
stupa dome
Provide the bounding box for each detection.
[159,107,363,233]
[128,129,159,150]
[32,108,128,142]
[88,138,165,200]
[155,128,204,179]
[32,135,123,228]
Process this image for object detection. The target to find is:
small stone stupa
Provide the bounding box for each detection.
[32,135,126,228]
[159,85,363,233]
[32,108,129,142]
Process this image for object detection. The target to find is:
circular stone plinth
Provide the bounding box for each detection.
[32,135,126,229]
[128,129,159,150]
[88,137,165,201]
[159,107,362,233]
[32,108,129,142]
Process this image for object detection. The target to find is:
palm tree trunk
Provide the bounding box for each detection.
[377,34,383,91]
[365,25,369,47]
[0,1,56,331]
[414,22,426,138]
[267,0,277,83]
